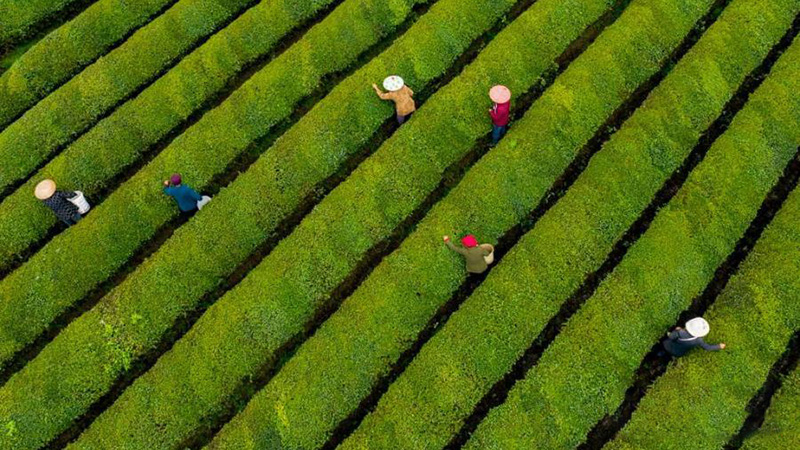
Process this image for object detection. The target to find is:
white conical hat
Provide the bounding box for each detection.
[35,179,56,200]
[383,75,405,92]
[686,317,710,338]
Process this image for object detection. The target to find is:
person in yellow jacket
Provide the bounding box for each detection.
[372,75,416,124]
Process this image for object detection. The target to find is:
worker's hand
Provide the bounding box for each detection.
[720,343,726,349]
[443,235,450,243]
[163,180,169,187]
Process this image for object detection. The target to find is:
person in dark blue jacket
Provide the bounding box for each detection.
[663,317,726,357]
[35,179,83,225]
[162,174,202,213]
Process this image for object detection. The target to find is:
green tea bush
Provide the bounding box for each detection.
[467,28,800,450]
[0,0,176,128]
[342,1,799,448]
[0,0,431,371]
[0,0,255,193]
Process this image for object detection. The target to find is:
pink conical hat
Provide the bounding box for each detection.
[490,85,511,103]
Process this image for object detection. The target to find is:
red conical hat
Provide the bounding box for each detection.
[461,235,479,248]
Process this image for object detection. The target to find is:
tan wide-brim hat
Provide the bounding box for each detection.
[383,75,405,92]
[34,179,56,200]
[490,85,512,104]
[686,317,710,338]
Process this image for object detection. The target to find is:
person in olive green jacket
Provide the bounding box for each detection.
[443,234,491,274]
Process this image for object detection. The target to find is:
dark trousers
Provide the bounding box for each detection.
[179,207,198,219]
[60,212,82,226]
[492,124,507,144]
[397,112,413,125]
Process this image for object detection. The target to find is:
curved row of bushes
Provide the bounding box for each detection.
[0,0,506,446]
[607,188,800,449]
[0,0,256,194]
[0,0,343,272]
[466,29,800,450]
[0,0,432,370]
[743,364,800,450]
[340,1,797,448]
[0,0,86,50]
[0,0,177,129]
[197,0,716,447]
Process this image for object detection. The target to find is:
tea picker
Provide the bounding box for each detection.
[662,317,726,357]
[443,234,494,275]
[489,85,511,145]
[372,75,416,125]
[162,174,211,214]
[34,179,90,226]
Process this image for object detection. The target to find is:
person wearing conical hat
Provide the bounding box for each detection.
[372,75,416,125]
[443,234,492,275]
[663,317,726,357]
[34,179,83,226]
[162,173,205,214]
[489,85,511,145]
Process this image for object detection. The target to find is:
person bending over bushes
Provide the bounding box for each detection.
[663,317,726,357]
[443,234,494,275]
[373,75,416,125]
[162,173,210,215]
[34,179,89,226]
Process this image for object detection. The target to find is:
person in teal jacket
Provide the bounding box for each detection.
[162,173,202,213]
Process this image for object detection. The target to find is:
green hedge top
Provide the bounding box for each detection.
[341,0,800,448]
[467,29,800,450]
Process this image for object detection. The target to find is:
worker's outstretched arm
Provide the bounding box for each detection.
[372,84,391,100]
[698,338,723,351]
[446,240,467,255]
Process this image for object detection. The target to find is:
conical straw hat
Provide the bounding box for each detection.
[686,317,710,338]
[490,85,511,103]
[383,75,405,92]
[34,179,56,200]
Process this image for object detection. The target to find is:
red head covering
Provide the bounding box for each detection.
[170,173,182,186]
[461,235,479,248]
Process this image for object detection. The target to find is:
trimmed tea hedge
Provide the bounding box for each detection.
[0,0,433,370]
[0,0,584,444]
[743,366,800,450]
[0,0,343,271]
[0,0,255,194]
[465,31,800,450]
[606,188,800,449]
[0,0,176,129]
[200,0,718,448]
[341,1,798,448]
[0,0,344,271]
[0,0,86,49]
[74,0,664,446]
[0,0,515,448]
